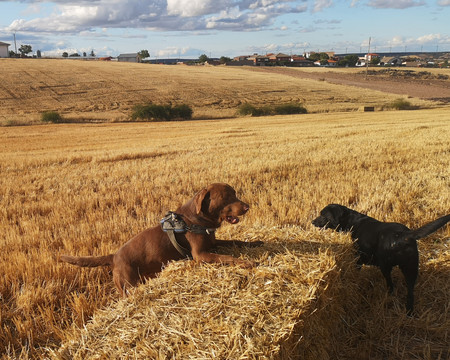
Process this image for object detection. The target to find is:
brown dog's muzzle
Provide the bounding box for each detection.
[224,201,249,224]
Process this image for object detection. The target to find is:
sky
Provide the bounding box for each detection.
[0,0,449,59]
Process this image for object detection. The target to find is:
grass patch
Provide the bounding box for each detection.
[390,98,418,110]
[41,111,64,123]
[131,103,193,121]
[274,103,308,115]
[238,102,307,117]
[1,119,30,127]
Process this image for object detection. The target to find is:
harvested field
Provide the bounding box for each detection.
[0,59,445,126]
[251,66,450,104]
[1,109,449,359]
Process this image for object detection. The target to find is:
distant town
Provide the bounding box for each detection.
[1,40,449,68]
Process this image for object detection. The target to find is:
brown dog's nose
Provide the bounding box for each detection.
[242,203,250,213]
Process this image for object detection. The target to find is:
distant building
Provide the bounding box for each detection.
[117,53,140,63]
[290,55,312,67]
[268,53,291,63]
[327,59,338,67]
[247,54,269,66]
[380,56,402,66]
[233,55,251,61]
[365,53,379,62]
[0,41,10,58]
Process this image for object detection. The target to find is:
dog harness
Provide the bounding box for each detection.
[160,211,216,258]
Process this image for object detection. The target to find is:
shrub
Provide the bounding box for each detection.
[131,104,193,121]
[237,103,258,116]
[390,99,417,110]
[238,102,307,117]
[131,104,169,121]
[237,103,272,116]
[274,103,307,115]
[41,111,63,123]
[171,104,193,120]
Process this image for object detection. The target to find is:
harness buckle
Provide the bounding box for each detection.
[160,211,187,234]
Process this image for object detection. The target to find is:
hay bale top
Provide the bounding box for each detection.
[53,226,352,359]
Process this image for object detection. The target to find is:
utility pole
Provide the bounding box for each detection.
[365,37,371,80]
[13,32,17,54]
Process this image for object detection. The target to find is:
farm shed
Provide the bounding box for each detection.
[117,53,140,63]
[380,56,402,66]
[0,41,10,58]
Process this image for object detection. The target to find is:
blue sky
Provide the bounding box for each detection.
[0,0,449,58]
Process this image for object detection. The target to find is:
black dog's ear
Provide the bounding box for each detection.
[326,204,345,224]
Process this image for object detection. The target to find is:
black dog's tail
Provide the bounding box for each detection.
[409,214,450,240]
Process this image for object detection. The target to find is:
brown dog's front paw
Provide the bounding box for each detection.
[236,259,257,268]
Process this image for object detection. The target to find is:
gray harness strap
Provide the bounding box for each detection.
[160,211,216,259]
[165,229,192,259]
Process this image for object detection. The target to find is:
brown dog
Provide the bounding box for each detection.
[60,183,262,295]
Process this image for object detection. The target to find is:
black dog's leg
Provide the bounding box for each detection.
[400,262,418,315]
[356,257,363,270]
[380,265,394,294]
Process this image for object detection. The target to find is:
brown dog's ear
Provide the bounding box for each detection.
[194,188,210,214]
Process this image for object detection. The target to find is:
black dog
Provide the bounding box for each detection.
[312,204,450,314]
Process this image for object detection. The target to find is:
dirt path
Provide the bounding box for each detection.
[249,67,450,103]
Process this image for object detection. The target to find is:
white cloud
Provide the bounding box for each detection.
[437,0,450,5]
[156,46,191,57]
[416,33,449,44]
[312,0,333,13]
[3,0,310,34]
[386,33,450,48]
[367,0,425,9]
[21,3,44,15]
[167,0,224,17]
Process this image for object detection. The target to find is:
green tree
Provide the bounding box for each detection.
[344,54,359,67]
[370,56,380,65]
[308,52,320,61]
[18,44,32,57]
[62,52,68,58]
[138,49,150,59]
[338,59,348,67]
[219,56,231,64]
[90,50,95,57]
[319,52,330,60]
[198,54,209,63]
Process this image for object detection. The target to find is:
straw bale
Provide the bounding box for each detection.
[50,225,450,360]
[50,226,355,359]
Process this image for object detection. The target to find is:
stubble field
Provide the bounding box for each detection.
[0,58,444,125]
[0,59,449,359]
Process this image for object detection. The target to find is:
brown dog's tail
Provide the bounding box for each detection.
[409,214,450,240]
[59,254,114,268]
